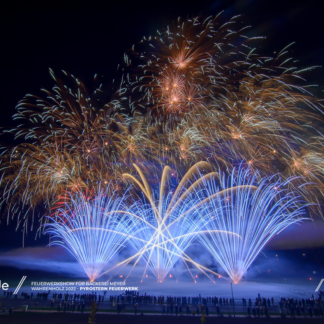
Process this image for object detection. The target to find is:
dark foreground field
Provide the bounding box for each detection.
[1,313,324,324]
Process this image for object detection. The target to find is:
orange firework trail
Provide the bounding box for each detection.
[0,12,323,238]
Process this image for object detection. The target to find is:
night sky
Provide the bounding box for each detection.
[1,0,324,279]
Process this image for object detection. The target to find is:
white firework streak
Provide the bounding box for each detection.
[13,276,27,295]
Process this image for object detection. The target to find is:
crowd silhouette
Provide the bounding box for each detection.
[2,289,324,318]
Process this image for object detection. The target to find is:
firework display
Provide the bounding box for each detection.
[120,162,230,283]
[0,13,323,282]
[45,186,144,282]
[44,163,305,283]
[196,166,306,284]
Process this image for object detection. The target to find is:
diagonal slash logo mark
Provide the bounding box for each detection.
[315,278,324,292]
[13,276,27,295]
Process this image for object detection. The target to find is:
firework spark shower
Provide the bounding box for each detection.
[44,164,307,283]
[0,9,323,285]
[196,166,307,284]
[44,186,144,282]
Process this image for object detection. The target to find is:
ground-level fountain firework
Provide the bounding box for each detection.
[44,162,306,284]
